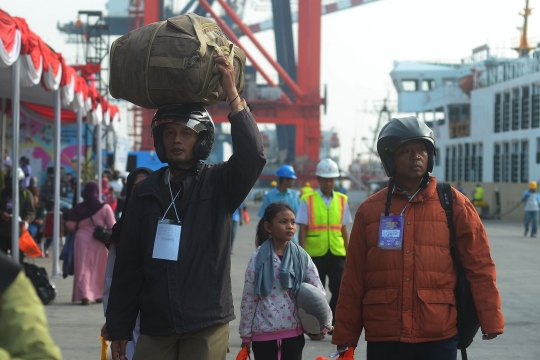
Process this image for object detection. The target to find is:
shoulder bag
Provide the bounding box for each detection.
[86,204,112,244]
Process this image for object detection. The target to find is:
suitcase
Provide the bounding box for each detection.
[109,13,246,108]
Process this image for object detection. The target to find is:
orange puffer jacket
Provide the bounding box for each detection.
[332,177,504,346]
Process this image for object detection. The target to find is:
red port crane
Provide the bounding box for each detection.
[132,0,374,180]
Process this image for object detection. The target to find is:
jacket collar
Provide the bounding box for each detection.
[387,175,438,203]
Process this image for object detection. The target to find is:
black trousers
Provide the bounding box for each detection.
[312,251,345,325]
[367,335,458,360]
[252,334,305,360]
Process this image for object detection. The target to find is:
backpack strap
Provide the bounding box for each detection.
[436,182,469,360]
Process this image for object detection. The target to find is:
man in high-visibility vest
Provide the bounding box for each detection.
[474,183,484,201]
[297,158,352,332]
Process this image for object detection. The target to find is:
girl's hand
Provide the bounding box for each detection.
[241,341,251,354]
[306,332,324,340]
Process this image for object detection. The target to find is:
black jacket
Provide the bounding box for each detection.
[106,108,266,340]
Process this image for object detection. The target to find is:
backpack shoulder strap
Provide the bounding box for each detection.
[436,183,462,265]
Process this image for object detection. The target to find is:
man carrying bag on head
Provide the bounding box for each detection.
[332,116,504,360]
[106,54,266,360]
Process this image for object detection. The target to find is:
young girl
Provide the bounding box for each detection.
[239,203,331,360]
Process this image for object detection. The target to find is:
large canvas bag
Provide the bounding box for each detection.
[109,13,246,108]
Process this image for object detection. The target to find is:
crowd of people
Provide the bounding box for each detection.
[0,59,506,360]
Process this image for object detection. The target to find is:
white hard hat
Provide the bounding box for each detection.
[315,158,340,178]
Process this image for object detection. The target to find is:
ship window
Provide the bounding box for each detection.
[458,144,463,181]
[503,142,510,183]
[494,143,501,182]
[401,80,418,92]
[478,143,483,182]
[521,140,529,183]
[536,138,540,164]
[503,92,510,131]
[451,146,457,182]
[532,86,540,128]
[421,79,435,92]
[445,147,450,181]
[512,88,520,130]
[522,86,530,129]
[494,93,501,133]
[511,141,519,183]
[471,144,477,182]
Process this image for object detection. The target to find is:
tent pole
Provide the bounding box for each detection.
[1,98,6,175]
[76,109,83,205]
[97,121,102,195]
[11,59,20,263]
[52,89,61,278]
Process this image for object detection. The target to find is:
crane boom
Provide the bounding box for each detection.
[247,0,381,33]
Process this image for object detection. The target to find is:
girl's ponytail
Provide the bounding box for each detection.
[255,216,270,248]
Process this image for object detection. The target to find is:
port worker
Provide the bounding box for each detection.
[258,165,300,242]
[297,158,352,330]
[106,55,266,360]
[521,181,540,238]
[301,181,314,196]
[332,116,504,359]
[473,183,484,201]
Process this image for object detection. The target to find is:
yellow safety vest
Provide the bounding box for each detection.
[474,187,484,200]
[301,186,314,197]
[302,191,347,257]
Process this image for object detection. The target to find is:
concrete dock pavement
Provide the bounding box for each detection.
[28,204,539,359]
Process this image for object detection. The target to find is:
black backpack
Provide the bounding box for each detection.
[437,183,481,360]
[23,262,57,305]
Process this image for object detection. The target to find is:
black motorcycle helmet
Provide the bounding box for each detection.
[151,103,215,163]
[376,116,436,177]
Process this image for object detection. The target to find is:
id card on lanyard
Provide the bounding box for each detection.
[378,185,421,250]
[153,171,182,261]
[378,215,404,250]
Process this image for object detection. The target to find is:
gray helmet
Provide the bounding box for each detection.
[376,116,436,177]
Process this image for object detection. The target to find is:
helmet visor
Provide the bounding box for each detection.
[152,117,207,133]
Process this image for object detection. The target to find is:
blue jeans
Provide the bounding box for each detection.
[524,210,539,236]
[367,335,458,360]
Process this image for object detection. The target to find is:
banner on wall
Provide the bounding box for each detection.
[3,110,94,188]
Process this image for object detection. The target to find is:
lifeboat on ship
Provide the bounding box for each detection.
[458,67,482,96]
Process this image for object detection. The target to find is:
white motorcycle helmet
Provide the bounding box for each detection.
[315,158,340,178]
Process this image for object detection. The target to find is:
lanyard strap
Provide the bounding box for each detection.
[399,187,422,215]
[162,170,181,222]
[384,177,423,216]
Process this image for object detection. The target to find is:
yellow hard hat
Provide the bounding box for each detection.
[305,181,311,187]
[270,180,277,187]
[529,181,537,190]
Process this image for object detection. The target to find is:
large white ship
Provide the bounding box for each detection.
[390,0,539,221]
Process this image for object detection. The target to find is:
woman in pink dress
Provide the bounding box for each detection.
[66,181,115,305]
